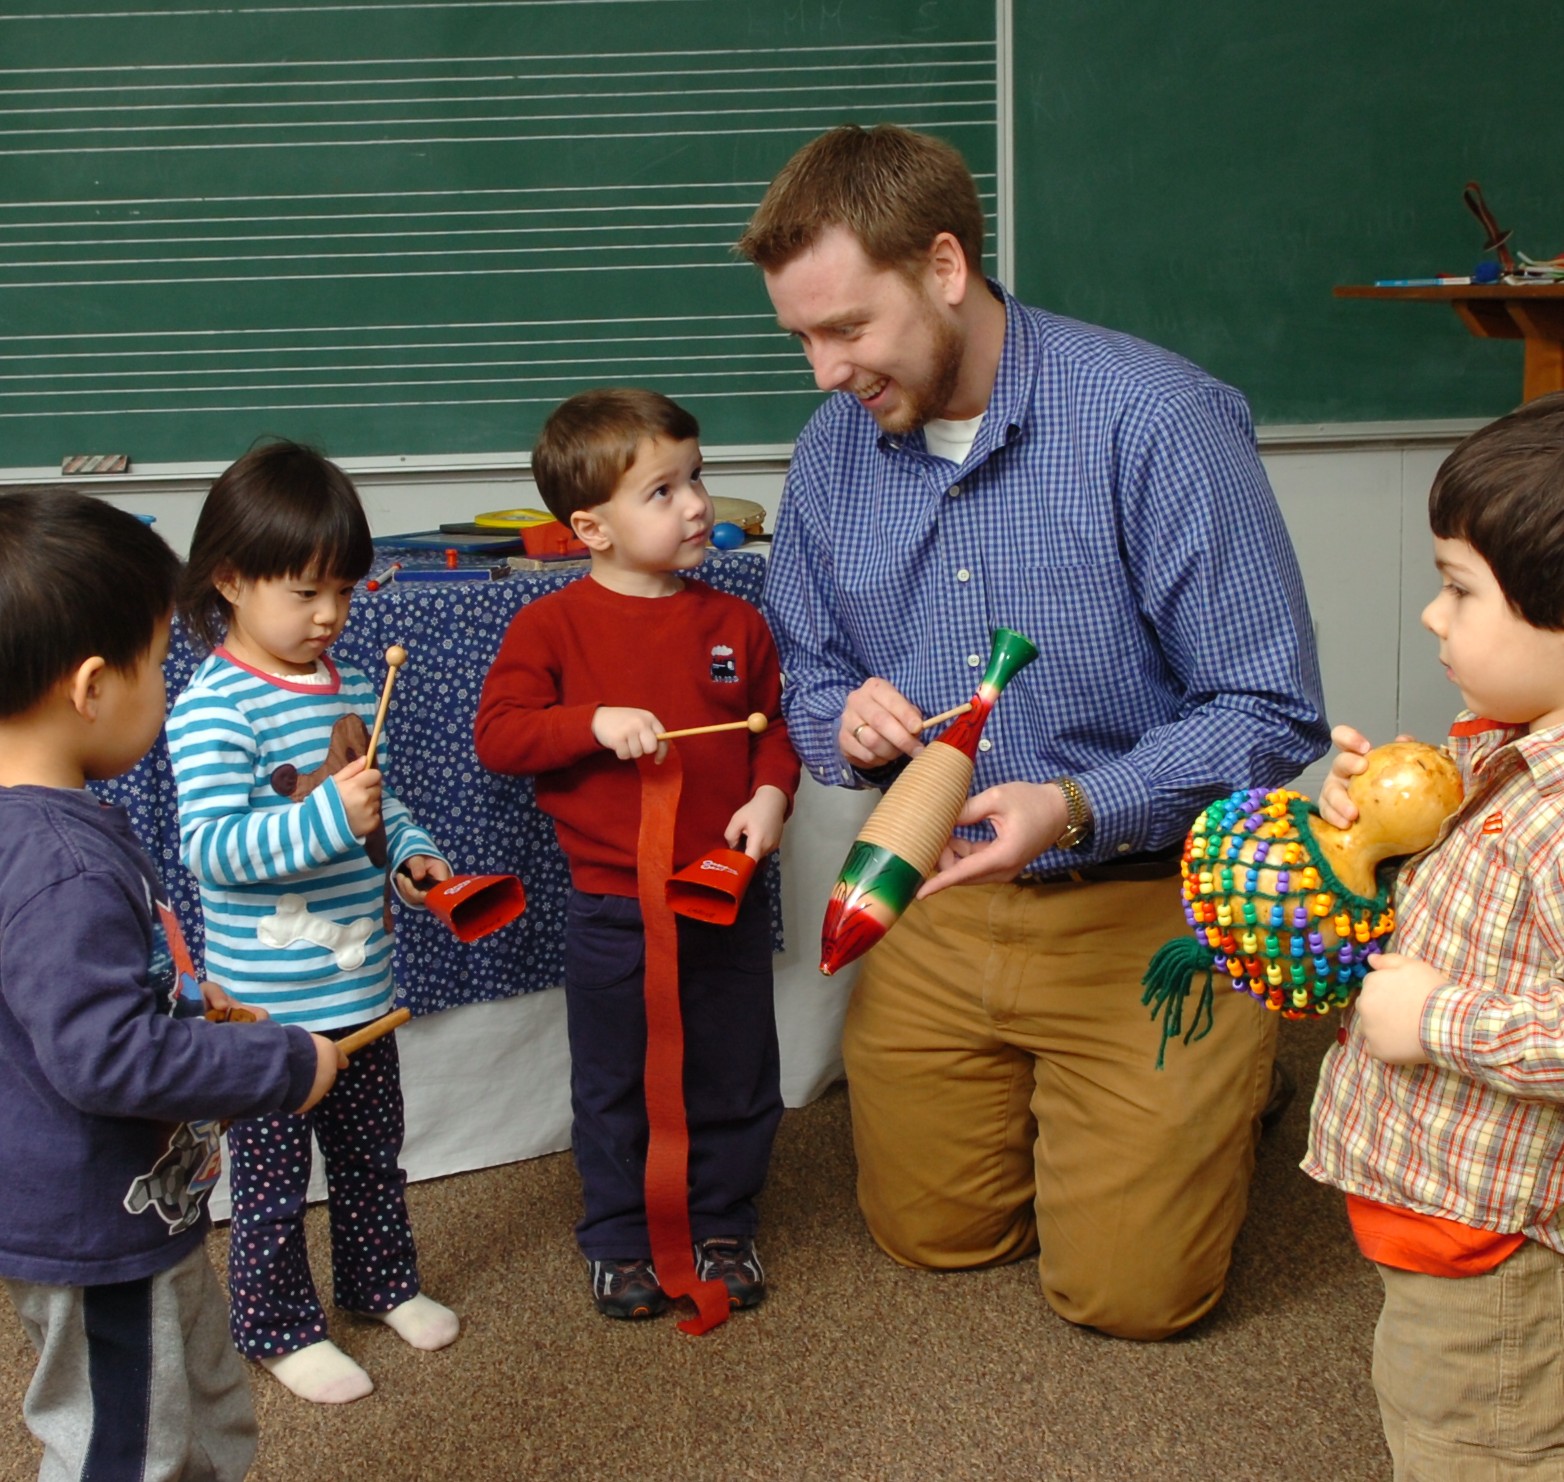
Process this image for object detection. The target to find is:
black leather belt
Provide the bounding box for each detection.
[1019,849,1181,885]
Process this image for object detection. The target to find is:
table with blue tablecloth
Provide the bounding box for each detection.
[99,549,869,1204]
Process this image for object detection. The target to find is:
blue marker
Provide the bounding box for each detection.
[1374,276,1473,287]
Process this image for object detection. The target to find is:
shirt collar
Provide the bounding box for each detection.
[1449,712,1564,797]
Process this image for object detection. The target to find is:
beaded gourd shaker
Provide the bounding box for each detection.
[1141,741,1463,1066]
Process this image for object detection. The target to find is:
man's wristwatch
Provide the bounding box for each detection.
[1051,776,1094,851]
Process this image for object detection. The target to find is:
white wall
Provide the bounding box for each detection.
[1264,436,1467,795]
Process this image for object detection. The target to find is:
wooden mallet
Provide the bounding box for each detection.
[918,702,973,733]
[656,711,769,742]
[336,1007,410,1057]
[364,644,407,768]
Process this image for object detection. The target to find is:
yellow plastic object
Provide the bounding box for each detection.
[473,508,557,530]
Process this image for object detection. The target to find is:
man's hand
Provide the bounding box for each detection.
[592,706,668,762]
[917,781,1070,896]
[1354,951,1444,1064]
[839,678,924,766]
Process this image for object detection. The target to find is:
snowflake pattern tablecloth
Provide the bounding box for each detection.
[95,550,781,1015]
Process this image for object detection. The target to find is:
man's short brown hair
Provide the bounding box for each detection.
[736,123,985,278]
[530,388,700,523]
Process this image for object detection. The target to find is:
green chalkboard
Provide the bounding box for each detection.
[1012,3,1564,425]
[0,0,998,468]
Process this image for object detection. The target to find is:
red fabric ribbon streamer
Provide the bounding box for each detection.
[635,751,731,1335]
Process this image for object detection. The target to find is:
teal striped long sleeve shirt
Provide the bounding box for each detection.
[166,650,442,1030]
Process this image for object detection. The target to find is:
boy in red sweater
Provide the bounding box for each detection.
[474,388,800,1318]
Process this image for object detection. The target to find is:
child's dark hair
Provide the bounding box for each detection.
[531,388,700,523]
[0,488,181,719]
[1429,390,1564,630]
[178,440,374,651]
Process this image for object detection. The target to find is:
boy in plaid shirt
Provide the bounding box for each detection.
[1305,391,1564,1479]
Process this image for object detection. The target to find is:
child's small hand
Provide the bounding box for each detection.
[297,1033,347,1112]
[592,706,668,763]
[200,980,269,1023]
[1318,724,1373,828]
[393,854,452,906]
[332,754,383,838]
[725,785,789,859]
[1354,951,1444,1064]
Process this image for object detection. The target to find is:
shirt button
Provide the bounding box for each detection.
[948,484,962,498]
[1116,842,1132,854]
[966,653,981,668]
[978,738,992,753]
[956,568,971,582]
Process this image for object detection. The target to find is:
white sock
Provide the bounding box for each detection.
[260,1340,374,1405]
[373,1293,460,1351]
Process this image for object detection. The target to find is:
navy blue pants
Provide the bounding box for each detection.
[564,885,783,1260]
[225,1030,420,1359]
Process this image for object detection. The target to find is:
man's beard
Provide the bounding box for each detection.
[877,304,964,436]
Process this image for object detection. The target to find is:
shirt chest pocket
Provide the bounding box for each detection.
[1004,561,1153,699]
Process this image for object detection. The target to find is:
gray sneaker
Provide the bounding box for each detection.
[695,1237,766,1310]
[588,1257,670,1319]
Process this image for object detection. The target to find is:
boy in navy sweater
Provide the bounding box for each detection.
[0,490,339,1481]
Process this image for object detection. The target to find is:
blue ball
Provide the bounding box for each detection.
[711,522,746,550]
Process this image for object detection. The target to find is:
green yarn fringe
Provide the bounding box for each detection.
[1140,937,1217,1070]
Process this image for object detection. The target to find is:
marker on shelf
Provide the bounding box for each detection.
[1373,276,1473,287]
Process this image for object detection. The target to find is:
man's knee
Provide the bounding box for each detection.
[858,1179,1038,1273]
[1041,1265,1228,1342]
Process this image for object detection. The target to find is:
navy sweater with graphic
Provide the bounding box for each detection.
[0,786,318,1286]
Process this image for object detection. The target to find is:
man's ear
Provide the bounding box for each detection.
[67,655,108,721]
[927,231,970,307]
[570,507,612,553]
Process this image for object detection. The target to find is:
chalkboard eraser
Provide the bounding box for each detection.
[61,454,129,475]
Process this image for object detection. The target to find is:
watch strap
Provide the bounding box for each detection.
[1052,775,1094,850]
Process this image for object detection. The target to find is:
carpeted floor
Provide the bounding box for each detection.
[0,1016,1390,1481]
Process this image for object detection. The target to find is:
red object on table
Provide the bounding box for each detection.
[520,519,588,558]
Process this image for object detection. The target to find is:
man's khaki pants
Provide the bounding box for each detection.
[843,875,1276,1340]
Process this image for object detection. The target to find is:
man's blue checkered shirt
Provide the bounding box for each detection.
[761,282,1329,876]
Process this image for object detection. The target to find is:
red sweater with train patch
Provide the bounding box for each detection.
[473,575,800,896]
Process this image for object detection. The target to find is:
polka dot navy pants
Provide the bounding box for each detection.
[225,1029,421,1361]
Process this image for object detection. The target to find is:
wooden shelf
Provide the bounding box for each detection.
[1335,284,1564,401]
